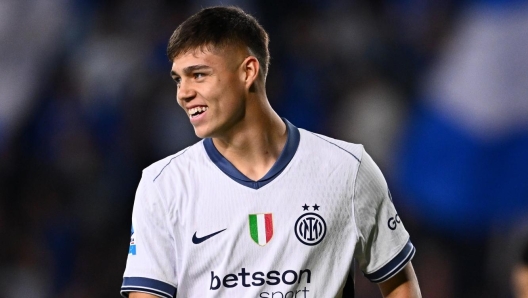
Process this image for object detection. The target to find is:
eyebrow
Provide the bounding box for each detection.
[170,65,211,78]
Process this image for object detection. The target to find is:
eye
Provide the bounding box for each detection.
[194,73,205,80]
[173,77,181,87]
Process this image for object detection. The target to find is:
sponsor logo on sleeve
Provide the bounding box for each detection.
[387,214,401,230]
[129,225,136,255]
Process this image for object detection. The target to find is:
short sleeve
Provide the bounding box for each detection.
[121,172,177,298]
[353,150,415,283]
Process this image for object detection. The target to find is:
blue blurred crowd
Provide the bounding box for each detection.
[1,0,527,297]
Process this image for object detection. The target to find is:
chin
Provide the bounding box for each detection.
[193,130,208,139]
[192,121,226,139]
[193,126,212,139]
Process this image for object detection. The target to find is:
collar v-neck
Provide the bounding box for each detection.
[203,119,300,189]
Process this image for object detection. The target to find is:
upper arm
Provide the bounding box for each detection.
[353,150,416,283]
[378,262,421,298]
[121,172,178,297]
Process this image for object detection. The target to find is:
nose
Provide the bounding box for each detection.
[177,79,196,103]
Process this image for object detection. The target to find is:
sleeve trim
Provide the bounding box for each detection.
[364,240,416,283]
[121,277,176,298]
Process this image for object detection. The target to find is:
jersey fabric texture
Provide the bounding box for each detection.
[121,120,415,298]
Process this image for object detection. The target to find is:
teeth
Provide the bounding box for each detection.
[189,106,208,117]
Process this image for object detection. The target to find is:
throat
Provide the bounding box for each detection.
[210,116,289,181]
[235,160,275,181]
[214,140,282,181]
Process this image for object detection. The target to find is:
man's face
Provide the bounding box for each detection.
[171,47,248,139]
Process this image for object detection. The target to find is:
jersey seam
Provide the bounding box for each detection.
[309,132,361,162]
[153,146,193,182]
[351,145,365,248]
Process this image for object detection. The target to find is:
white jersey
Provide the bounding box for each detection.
[121,120,415,298]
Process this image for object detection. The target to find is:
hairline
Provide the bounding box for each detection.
[170,43,267,80]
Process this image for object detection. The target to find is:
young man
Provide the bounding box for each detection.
[121,6,421,298]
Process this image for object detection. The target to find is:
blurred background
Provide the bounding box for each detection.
[1,0,528,297]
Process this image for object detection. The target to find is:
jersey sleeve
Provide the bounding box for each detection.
[121,172,177,298]
[352,150,415,283]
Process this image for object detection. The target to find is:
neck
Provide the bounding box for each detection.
[212,96,287,181]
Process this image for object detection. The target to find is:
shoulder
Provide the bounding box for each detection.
[142,140,206,182]
[298,129,364,164]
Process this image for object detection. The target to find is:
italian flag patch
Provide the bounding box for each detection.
[249,213,273,246]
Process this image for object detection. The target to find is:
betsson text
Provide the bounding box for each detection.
[210,268,311,297]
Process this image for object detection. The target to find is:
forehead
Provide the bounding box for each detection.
[171,50,218,70]
[171,46,246,73]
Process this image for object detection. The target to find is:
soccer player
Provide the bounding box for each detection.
[121,6,421,298]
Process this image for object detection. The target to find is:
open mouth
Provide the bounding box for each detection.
[188,106,208,118]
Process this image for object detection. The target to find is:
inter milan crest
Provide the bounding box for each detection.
[295,204,326,246]
[249,213,274,246]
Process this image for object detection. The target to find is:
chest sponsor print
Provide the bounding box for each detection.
[249,213,273,246]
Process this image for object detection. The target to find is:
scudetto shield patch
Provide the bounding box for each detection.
[248,213,273,246]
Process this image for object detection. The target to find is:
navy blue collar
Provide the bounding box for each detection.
[203,119,300,189]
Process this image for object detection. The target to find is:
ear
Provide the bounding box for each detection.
[241,56,260,92]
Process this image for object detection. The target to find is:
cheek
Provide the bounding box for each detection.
[203,75,244,109]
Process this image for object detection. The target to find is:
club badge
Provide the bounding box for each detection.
[295,204,326,246]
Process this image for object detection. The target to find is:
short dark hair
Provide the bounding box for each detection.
[167,6,270,79]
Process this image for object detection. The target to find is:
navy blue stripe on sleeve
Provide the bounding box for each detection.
[121,277,176,298]
[364,240,416,283]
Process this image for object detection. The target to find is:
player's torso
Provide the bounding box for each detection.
[157,136,361,298]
